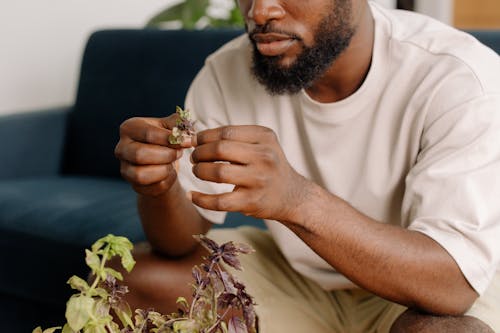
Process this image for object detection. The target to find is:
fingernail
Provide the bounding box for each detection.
[176,150,183,159]
[186,191,193,201]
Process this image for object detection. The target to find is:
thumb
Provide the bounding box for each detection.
[158,113,179,130]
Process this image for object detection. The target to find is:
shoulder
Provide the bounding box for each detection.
[371,2,500,95]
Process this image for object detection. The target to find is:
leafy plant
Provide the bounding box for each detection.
[147,0,244,30]
[168,106,196,145]
[34,234,257,333]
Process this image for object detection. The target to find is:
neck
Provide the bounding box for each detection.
[305,3,375,103]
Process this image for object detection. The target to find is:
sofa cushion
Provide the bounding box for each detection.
[0,176,144,246]
[0,177,144,313]
[0,176,263,243]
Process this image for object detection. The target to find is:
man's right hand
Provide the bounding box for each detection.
[114,114,193,197]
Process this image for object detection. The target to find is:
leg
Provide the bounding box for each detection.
[389,309,494,333]
[112,227,351,332]
[109,241,208,314]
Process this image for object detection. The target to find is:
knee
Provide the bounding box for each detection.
[106,242,205,313]
[390,309,494,333]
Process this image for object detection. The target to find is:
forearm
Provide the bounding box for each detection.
[138,179,212,257]
[284,182,478,315]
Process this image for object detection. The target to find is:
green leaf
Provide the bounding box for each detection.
[173,319,199,333]
[221,321,228,333]
[176,296,189,310]
[61,324,75,333]
[32,327,43,333]
[85,249,101,273]
[91,238,106,253]
[99,270,107,281]
[181,0,209,29]
[43,328,62,333]
[108,235,133,250]
[147,2,185,27]
[83,323,108,333]
[66,294,95,331]
[147,0,211,29]
[89,287,109,299]
[93,299,111,319]
[104,267,123,281]
[148,311,167,328]
[111,302,134,329]
[120,251,136,273]
[67,275,90,292]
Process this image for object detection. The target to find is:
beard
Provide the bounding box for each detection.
[249,2,355,95]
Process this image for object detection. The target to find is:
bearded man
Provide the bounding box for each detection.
[114,0,500,331]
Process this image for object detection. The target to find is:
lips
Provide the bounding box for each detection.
[252,33,296,57]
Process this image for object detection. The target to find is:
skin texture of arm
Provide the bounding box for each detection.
[188,125,478,316]
[137,180,212,257]
[285,183,478,316]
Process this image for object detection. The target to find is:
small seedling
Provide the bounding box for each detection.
[169,106,196,145]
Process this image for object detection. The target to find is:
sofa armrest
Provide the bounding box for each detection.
[0,106,70,179]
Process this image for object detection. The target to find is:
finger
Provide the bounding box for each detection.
[119,118,169,146]
[116,140,182,165]
[157,114,180,129]
[132,177,176,197]
[191,140,255,165]
[121,115,193,148]
[192,162,256,187]
[196,125,277,145]
[120,162,176,186]
[189,190,249,213]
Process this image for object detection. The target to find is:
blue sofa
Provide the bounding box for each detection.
[0,28,498,332]
[0,29,263,332]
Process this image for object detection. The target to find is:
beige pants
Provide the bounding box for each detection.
[209,227,500,333]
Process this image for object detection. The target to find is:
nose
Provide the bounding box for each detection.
[245,0,286,26]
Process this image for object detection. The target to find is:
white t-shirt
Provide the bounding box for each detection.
[178,2,500,294]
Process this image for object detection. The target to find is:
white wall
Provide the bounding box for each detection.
[0,0,178,115]
[0,0,454,115]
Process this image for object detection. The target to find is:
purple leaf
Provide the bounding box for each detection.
[192,266,202,285]
[194,235,220,253]
[221,242,237,254]
[210,272,225,295]
[243,304,256,330]
[228,316,248,333]
[234,242,254,254]
[222,253,242,270]
[217,292,237,310]
[217,270,237,294]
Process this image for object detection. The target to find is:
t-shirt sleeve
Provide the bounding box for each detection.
[403,93,500,295]
[176,63,233,225]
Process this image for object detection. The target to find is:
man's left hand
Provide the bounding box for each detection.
[189,125,309,221]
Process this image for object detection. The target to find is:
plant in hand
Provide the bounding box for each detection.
[169,106,196,145]
[34,234,257,333]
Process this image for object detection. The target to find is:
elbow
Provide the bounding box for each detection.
[412,287,479,316]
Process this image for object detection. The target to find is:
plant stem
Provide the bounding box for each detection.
[106,323,115,333]
[206,307,232,333]
[90,245,110,291]
[189,260,217,319]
